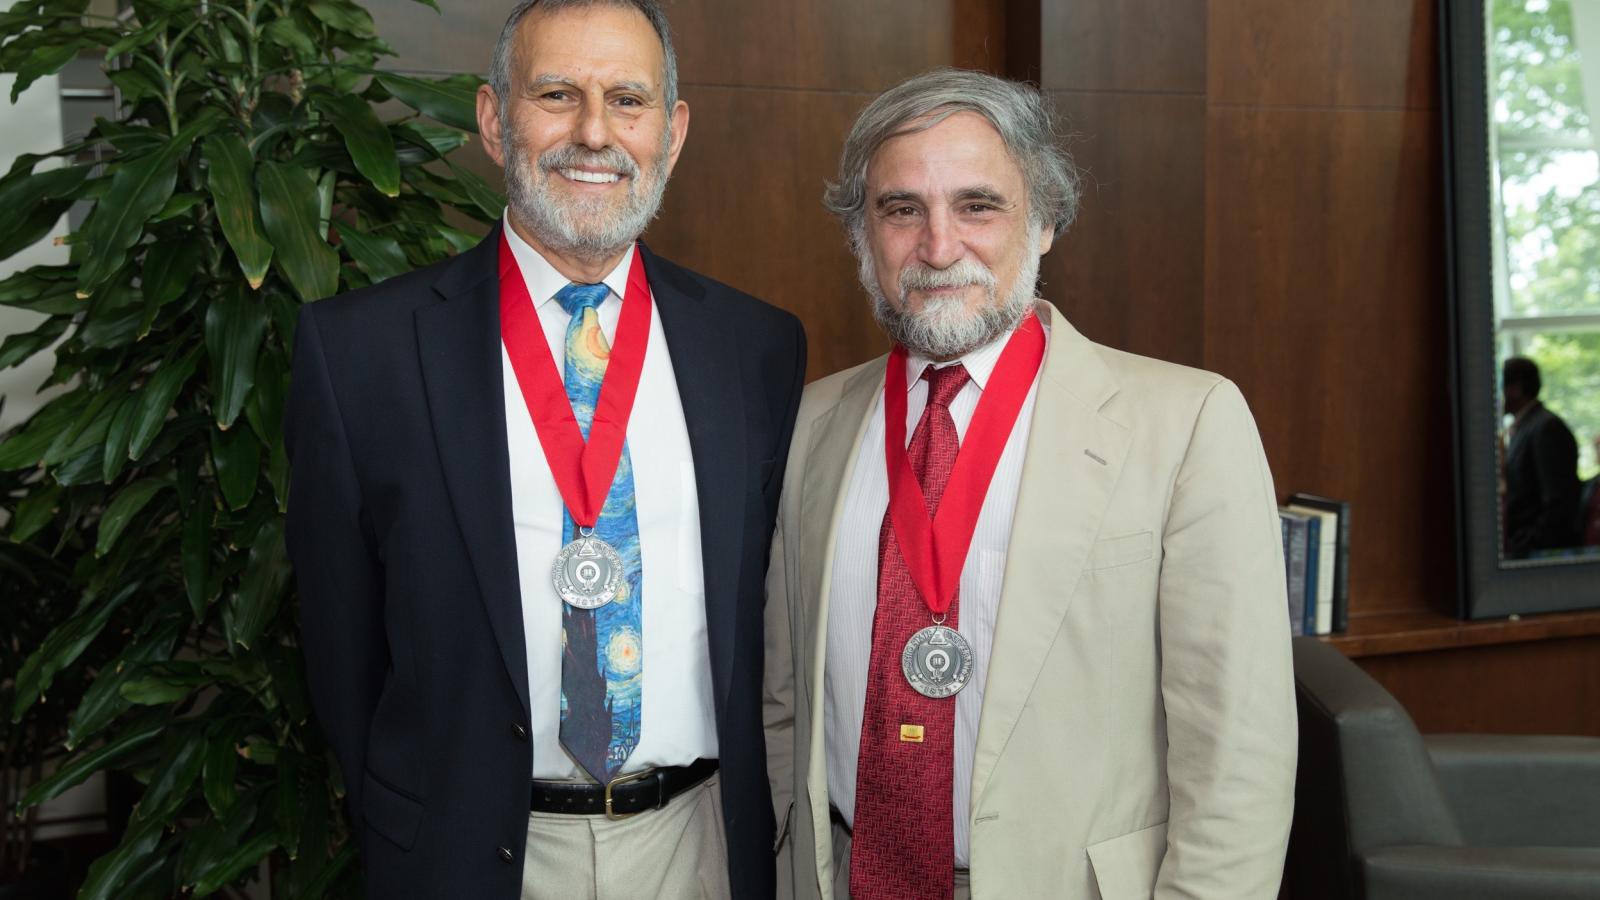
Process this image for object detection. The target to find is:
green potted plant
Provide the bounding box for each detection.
[0,1,498,896]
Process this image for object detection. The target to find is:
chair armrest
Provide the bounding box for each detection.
[1363,845,1600,900]
[1425,734,1600,847]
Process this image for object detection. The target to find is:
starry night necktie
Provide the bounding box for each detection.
[555,282,643,783]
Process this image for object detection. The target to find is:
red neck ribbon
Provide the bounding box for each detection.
[498,230,652,528]
[882,313,1046,616]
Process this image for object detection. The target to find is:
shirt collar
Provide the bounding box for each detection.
[903,307,1047,393]
[502,217,635,307]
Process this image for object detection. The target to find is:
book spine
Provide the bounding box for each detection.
[1286,516,1310,636]
[1333,510,1350,633]
[1280,514,1304,636]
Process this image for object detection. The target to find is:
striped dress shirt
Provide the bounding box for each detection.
[825,317,1046,867]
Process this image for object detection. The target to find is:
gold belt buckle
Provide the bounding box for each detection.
[603,768,657,820]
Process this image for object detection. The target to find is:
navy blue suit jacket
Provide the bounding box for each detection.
[285,226,805,899]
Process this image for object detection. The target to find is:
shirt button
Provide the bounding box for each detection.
[512,722,529,741]
[498,846,515,863]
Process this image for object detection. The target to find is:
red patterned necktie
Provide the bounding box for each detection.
[851,363,971,900]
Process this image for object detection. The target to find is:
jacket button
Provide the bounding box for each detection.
[512,722,529,741]
[498,846,514,863]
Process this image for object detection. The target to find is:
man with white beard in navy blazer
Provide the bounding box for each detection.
[285,2,805,897]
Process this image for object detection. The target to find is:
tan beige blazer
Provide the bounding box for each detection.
[764,302,1296,899]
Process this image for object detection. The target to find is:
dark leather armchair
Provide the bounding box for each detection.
[1286,636,1600,899]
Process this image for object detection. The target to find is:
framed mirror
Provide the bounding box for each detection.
[1443,0,1600,617]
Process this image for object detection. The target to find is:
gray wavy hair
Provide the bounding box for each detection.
[824,68,1079,253]
[487,0,679,115]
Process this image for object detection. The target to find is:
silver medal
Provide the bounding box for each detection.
[901,624,974,698]
[552,531,625,609]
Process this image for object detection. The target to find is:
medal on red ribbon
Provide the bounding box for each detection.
[498,230,652,609]
[883,312,1046,697]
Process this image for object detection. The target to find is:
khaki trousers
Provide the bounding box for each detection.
[521,773,730,900]
[829,819,971,899]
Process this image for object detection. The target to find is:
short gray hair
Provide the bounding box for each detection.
[488,0,678,114]
[824,68,1079,249]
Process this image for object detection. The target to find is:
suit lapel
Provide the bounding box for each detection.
[414,225,531,715]
[798,358,883,880]
[799,361,885,708]
[642,245,747,711]
[969,302,1131,809]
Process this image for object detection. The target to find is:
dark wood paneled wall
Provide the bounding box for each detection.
[649,1,1010,379]
[1038,0,1453,619]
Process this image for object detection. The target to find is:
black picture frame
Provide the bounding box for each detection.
[1440,0,1600,618]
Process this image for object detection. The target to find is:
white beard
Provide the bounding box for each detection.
[863,249,1041,360]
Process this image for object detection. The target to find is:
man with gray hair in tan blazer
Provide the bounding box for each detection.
[763,68,1296,900]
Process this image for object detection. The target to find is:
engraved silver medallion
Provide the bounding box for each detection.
[552,531,625,609]
[901,624,974,698]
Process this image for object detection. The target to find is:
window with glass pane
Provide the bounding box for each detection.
[1492,0,1600,480]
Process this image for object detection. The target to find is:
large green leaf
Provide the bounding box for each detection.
[66,621,181,749]
[181,492,213,620]
[10,581,141,723]
[0,390,83,470]
[127,345,201,461]
[290,844,354,900]
[192,831,278,897]
[0,315,67,369]
[141,237,206,317]
[76,109,225,296]
[10,37,89,101]
[263,15,316,60]
[20,716,163,808]
[202,726,241,816]
[204,286,269,429]
[226,520,289,650]
[311,90,400,197]
[210,421,261,511]
[101,391,139,482]
[446,159,505,220]
[336,222,408,282]
[257,160,338,302]
[132,726,207,824]
[75,151,179,297]
[308,0,376,38]
[9,482,61,542]
[78,816,165,900]
[245,345,288,448]
[203,133,273,288]
[95,477,170,557]
[375,72,480,132]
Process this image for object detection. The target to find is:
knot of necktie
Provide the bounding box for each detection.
[923,363,970,410]
[555,282,609,317]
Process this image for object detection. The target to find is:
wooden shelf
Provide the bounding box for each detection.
[1324,607,1600,657]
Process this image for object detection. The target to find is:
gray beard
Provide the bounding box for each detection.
[504,134,671,263]
[863,250,1041,361]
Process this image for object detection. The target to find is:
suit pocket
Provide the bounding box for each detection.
[1086,820,1167,900]
[363,769,423,851]
[1089,531,1154,571]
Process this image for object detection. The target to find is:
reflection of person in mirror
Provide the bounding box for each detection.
[1501,357,1582,558]
[1580,435,1600,546]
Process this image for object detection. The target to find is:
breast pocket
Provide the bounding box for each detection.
[1088,531,1154,572]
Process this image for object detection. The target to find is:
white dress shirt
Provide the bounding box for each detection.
[500,222,718,780]
[825,315,1046,866]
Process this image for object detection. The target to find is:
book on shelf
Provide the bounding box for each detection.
[1287,492,1351,633]
[1279,509,1313,636]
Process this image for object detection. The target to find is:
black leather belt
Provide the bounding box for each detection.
[530,758,718,819]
